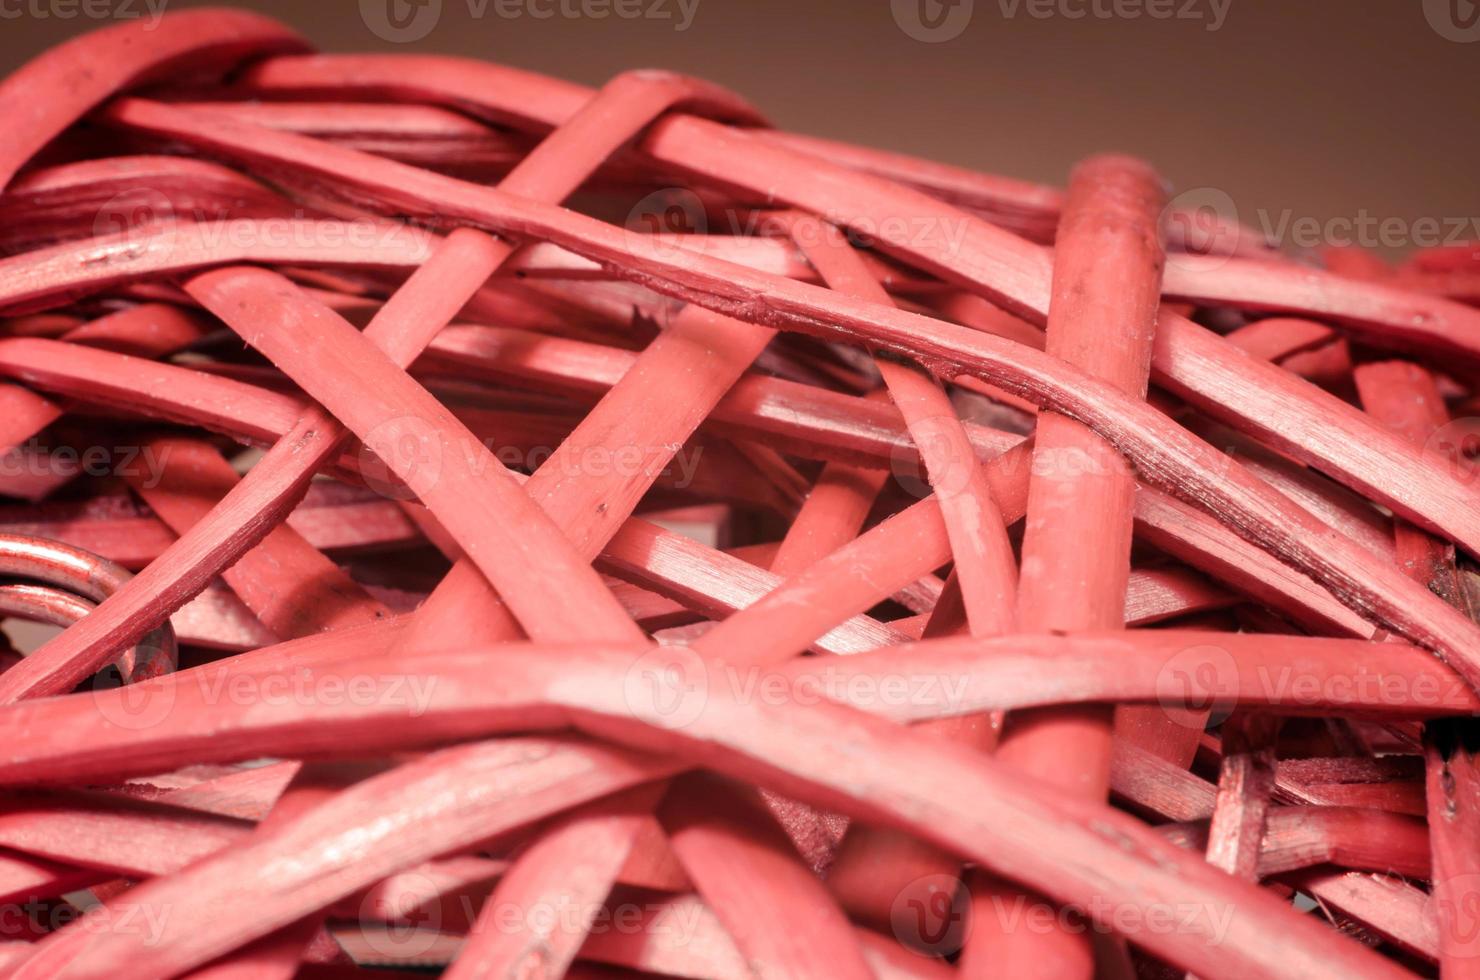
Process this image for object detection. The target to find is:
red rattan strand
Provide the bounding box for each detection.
[123,435,390,638]
[3,630,1469,789]
[790,217,1018,633]
[978,153,1167,977]
[0,10,307,188]
[440,789,659,979]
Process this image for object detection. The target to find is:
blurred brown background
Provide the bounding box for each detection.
[1,0,1475,257]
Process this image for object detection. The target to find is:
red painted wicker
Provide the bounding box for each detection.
[0,9,1471,978]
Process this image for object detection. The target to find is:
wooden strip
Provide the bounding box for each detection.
[0,11,307,188]
[123,436,389,638]
[658,774,873,978]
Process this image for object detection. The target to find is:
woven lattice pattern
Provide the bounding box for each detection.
[0,9,1474,978]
